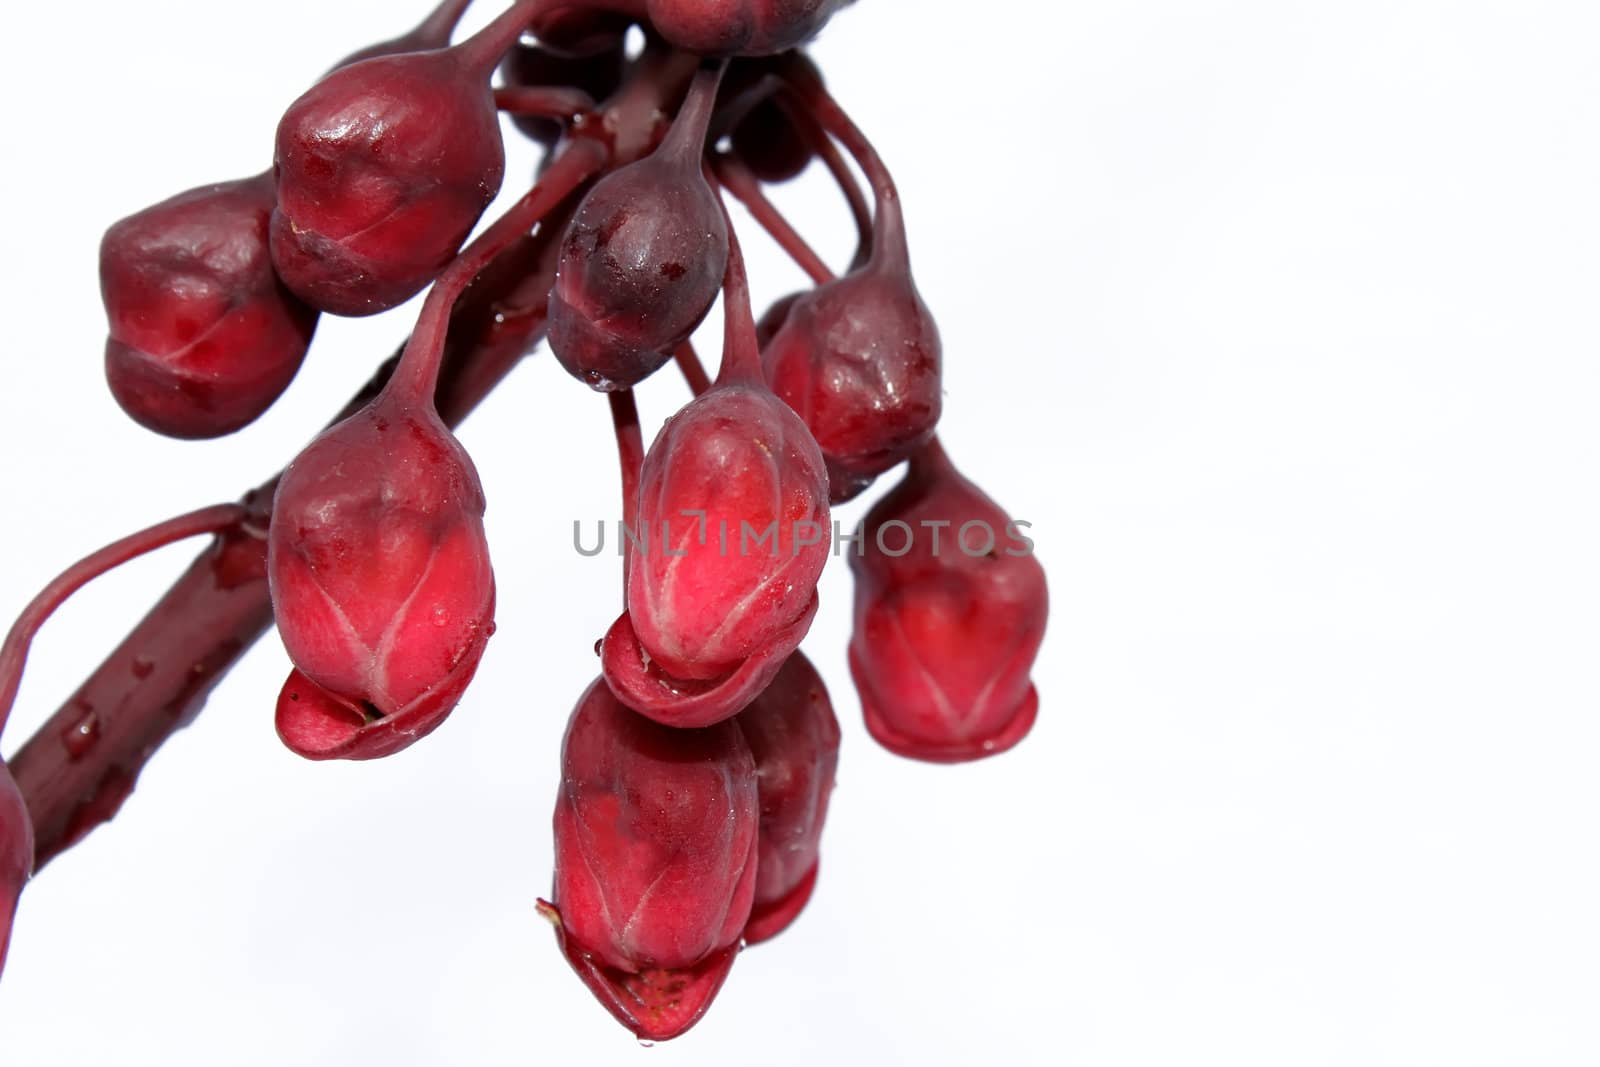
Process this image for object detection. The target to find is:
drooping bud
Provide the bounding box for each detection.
[849,439,1047,761]
[270,1,535,315]
[761,121,941,503]
[267,401,495,759]
[547,63,729,389]
[625,383,830,682]
[100,174,317,438]
[736,651,839,943]
[545,679,758,1041]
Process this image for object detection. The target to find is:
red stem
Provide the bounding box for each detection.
[494,85,596,119]
[411,0,478,47]
[0,505,249,739]
[457,0,554,75]
[455,0,649,75]
[786,72,908,270]
[656,61,727,166]
[332,0,476,69]
[908,434,957,487]
[608,389,643,595]
[384,138,608,406]
[673,339,712,397]
[796,101,873,269]
[713,153,834,285]
[711,197,762,389]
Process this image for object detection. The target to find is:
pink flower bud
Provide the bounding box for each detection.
[546,679,758,1041]
[1,760,32,975]
[267,402,495,759]
[625,382,830,682]
[737,651,839,943]
[849,440,1048,761]
[100,174,317,439]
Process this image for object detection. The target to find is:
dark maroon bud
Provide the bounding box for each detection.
[100,174,317,439]
[0,760,30,976]
[270,1,538,316]
[736,651,839,944]
[730,95,813,182]
[646,0,851,56]
[547,63,729,389]
[544,678,758,1041]
[849,439,1048,762]
[762,78,942,503]
[498,36,626,147]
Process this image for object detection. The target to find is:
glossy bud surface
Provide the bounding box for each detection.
[548,679,758,1040]
[271,51,505,316]
[736,651,839,943]
[101,175,317,438]
[267,401,495,759]
[849,440,1047,761]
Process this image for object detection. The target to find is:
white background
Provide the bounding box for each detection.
[3,0,1599,1063]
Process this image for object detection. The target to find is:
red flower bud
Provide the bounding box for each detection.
[545,678,758,1041]
[646,0,851,56]
[0,760,32,975]
[849,439,1047,761]
[762,264,941,501]
[626,381,830,678]
[100,174,317,439]
[271,46,505,316]
[762,167,941,503]
[737,651,839,943]
[267,401,495,759]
